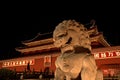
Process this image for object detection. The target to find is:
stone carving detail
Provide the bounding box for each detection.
[53,20,103,80]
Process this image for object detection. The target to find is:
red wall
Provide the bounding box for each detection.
[0,46,120,76]
[0,55,57,72]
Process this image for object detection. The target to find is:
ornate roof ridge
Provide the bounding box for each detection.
[22,32,53,44]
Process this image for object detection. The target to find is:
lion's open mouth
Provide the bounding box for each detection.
[74,46,91,53]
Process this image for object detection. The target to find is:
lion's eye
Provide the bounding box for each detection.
[58,34,65,37]
[55,34,64,40]
[58,32,67,38]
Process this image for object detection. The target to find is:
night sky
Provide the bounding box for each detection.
[0,14,120,60]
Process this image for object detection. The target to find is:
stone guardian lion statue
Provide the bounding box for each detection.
[53,20,103,80]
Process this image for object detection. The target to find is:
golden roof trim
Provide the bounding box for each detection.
[22,38,53,47]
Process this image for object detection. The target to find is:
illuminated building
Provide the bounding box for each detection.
[0,26,120,78]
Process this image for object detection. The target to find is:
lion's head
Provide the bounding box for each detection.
[53,20,91,54]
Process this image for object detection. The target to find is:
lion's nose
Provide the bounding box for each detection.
[65,37,72,44]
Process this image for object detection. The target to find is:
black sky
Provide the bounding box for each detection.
[0,13,120,60]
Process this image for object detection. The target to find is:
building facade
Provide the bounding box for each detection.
[0,26,120,78]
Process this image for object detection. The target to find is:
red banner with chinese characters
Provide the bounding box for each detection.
[2,59,34,67]
[94,50,120,59]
